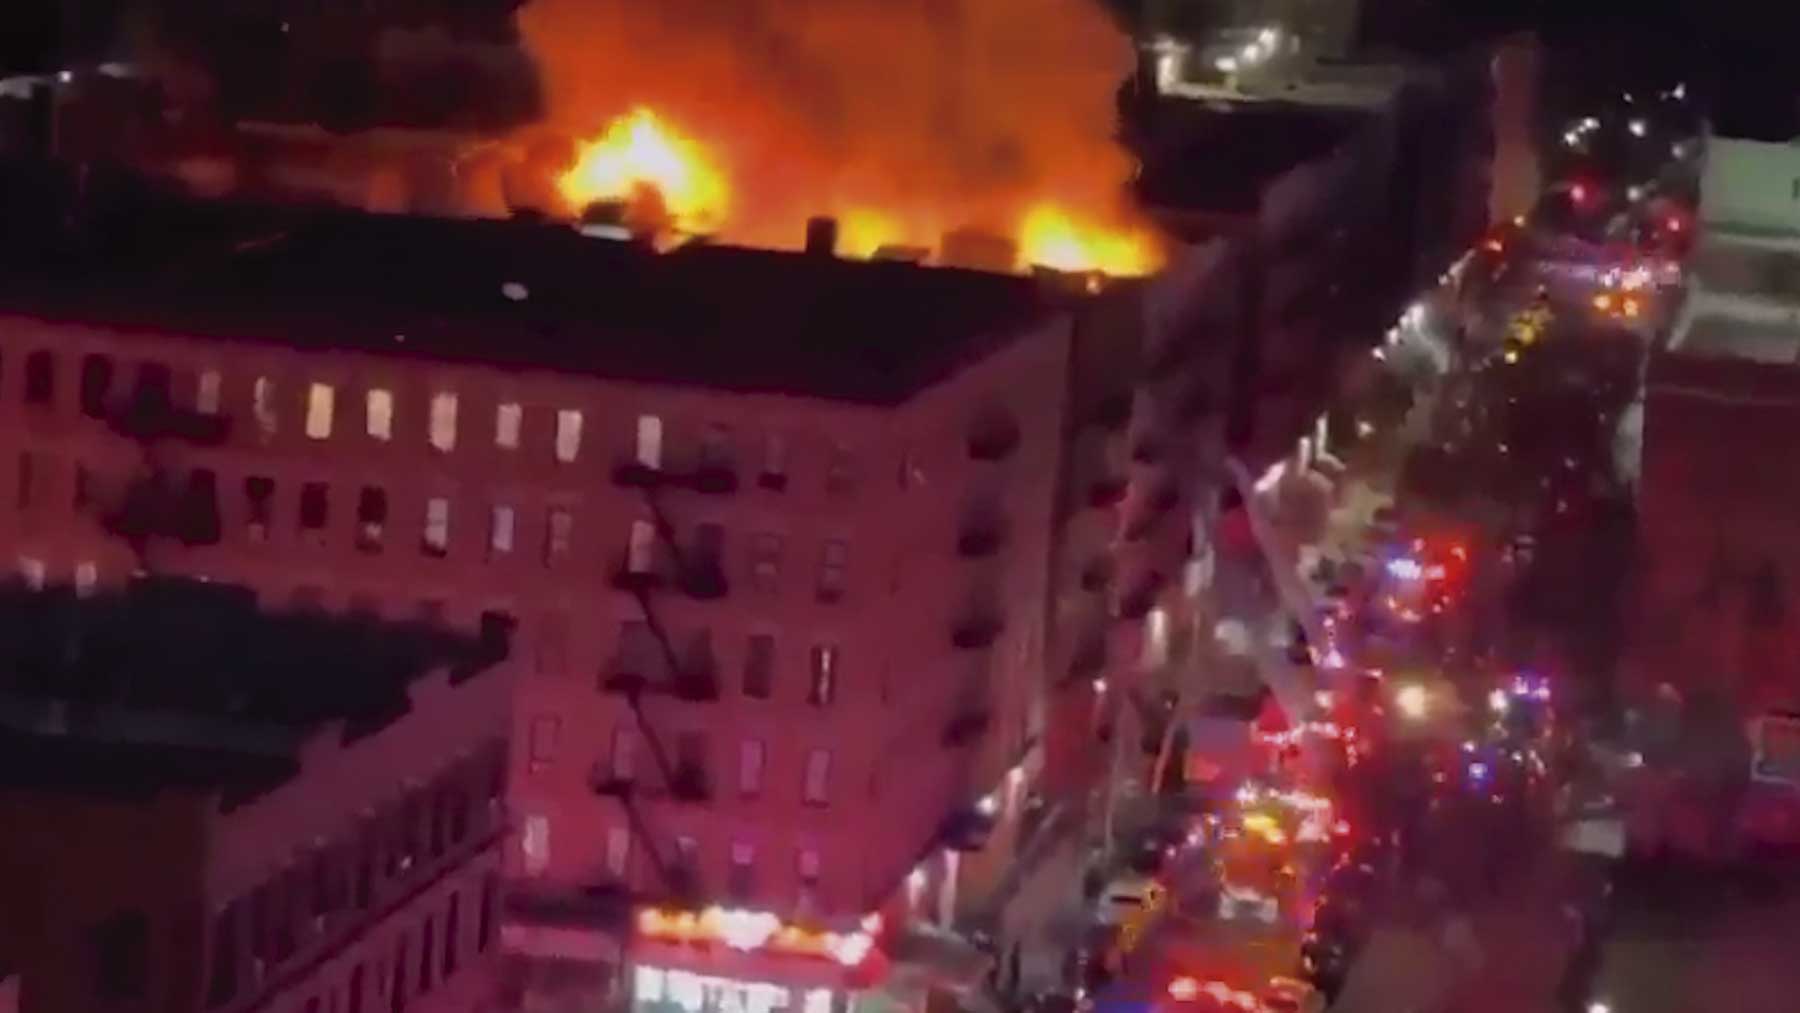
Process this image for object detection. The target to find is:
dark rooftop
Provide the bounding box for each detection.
[0,164,1056,405]
[0,576,502,803]
[1130,100,1363,218]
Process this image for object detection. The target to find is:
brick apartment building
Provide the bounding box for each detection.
[0,171,1097,1011]
[0,578,510,1013]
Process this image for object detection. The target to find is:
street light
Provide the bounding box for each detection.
[1488,689,1510,714]
[1395,684,1429,720]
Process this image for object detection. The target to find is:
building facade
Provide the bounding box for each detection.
[0,580,511,1012]
[0,183,1083,1011]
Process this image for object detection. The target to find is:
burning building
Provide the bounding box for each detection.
[0,577,511,1012]
[0,166,1106,1010]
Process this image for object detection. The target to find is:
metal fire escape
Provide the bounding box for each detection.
[594,452,732,904]
[97,364,231,565]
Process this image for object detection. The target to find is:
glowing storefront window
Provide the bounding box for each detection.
[631,966,828,1013]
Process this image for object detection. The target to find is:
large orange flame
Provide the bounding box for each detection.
[557,108,731,234]
[552,106,1157,277]
[1018,204,1159,277]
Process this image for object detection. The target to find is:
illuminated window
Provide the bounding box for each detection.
[808,645,838,707]
[555,409,583,463]
[545,508,573,564]
[489,505,515,557]
[17,557,45,590]
[522,815,549,877]
[802,749,830,805]
[627,519,656,573]
[423,497,450,557]
[1143,606,1169,669]
[604,827,631,879]
[195,369,222,415]
[634,414,662,468]
[495,402,522,450]
[738,739,766,797]
[429,392,458,452]
[365,389,393,441]
[252,377,277,438]
[74,561,97,596]
[305,382,334,439]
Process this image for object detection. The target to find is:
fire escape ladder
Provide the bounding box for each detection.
[634,487,693,683]
[617,791,686,900]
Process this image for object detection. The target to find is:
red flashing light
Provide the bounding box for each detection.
[1168,976,1201,1002]
[1570,184,1588,204]
[1667,217,1683,233]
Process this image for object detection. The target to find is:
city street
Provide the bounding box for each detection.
[1081,130,1690,1010]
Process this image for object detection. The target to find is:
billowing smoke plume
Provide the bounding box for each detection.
[512,0,1143,252]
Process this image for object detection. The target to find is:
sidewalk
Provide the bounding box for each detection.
[1440,856,1582,1013]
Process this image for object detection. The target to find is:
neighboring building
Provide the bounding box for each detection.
[0,173,1080,1012]
[0,577,511,1012]
[1633,133,1800,854]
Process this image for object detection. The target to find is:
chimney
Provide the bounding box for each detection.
[805,216,839,256]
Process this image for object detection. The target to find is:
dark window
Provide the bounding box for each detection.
[94,910,148,1000]
[418,915,436,993]
[826,442,855,494]
[356,487,386,553]
[305,999,319,1013]
[135,362,173,408]
[72,464,90,510]
[206,901,241,1008]
[449,777,470,844]
[393,795,421,874]
[485,739,506,803]
[310,849,335,919]
[443,892,462,976]
[390,934,410,1012]
[23,350,54,405]
[79,354,114,418]
[16,452,34,509]
[744,634,775,699]
[817,539,848,602]
[299,483,329,531]
[347,963,365,1013]
[478,874,497,951]
[245,476,274,541]
[750,532,782,590]
[694,522,725,569]
[430,785,447,858]
[249,881,273,963]
[353,826,374,910]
